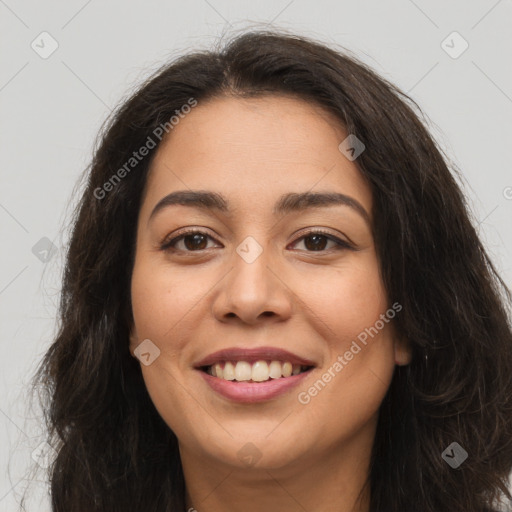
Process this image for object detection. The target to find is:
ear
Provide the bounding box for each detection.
[394,335,412,366]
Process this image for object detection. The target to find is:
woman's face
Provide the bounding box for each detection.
[129,95,410,471]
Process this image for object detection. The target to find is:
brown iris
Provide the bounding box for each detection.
[303,234,329,251]
[183,233,209,250]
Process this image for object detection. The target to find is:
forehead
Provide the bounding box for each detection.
[140,95,372,218]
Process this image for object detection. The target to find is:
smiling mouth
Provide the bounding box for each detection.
[200,360,314,383]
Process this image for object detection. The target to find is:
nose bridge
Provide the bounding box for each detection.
[213,235,291,323]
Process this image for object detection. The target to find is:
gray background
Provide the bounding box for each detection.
[1,0,511,510]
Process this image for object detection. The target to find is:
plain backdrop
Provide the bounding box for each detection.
[1,1,511,510]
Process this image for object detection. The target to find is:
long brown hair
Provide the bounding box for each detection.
[33,30,512,511]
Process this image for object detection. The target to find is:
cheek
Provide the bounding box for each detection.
[130,259,207,437]
[293,253,395,418]
[293,253,389,345]
[130,256,207,345]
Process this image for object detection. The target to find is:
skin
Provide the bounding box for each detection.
[129,95,412,512]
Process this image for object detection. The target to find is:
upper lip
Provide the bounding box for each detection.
[194,346,316,368]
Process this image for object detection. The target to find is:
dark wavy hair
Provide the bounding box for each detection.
[32,29,512,512]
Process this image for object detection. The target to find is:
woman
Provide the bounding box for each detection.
[34,30,512,512]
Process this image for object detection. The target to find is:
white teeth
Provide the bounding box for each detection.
[269,361,282,379]
[214,363,223,378]
[234,361,252,381]
[252,361,269,382]
[205,360,308,382]
[223,361,235,380]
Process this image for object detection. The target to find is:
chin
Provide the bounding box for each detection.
[194,427,312,471]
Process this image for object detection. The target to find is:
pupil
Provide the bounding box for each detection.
[305,234,327,251]
[185,234,207,250]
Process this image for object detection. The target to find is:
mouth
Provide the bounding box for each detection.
[199,360,313,382]
[194,347,316,403]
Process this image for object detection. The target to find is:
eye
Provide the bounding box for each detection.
[160,228,353,254]
[160,229,221,252]
[288,230,353,252]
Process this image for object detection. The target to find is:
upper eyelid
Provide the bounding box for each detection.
[161,228,219,245]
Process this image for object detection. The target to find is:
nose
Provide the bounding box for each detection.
[211,243,293,325]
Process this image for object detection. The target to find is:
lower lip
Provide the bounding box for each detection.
[198,369,313,403]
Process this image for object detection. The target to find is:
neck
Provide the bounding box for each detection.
[180,426,374,512]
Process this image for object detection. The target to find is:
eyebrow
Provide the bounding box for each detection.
[148,190,371,225]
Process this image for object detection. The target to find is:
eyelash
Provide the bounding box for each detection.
[159,228,353,253]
